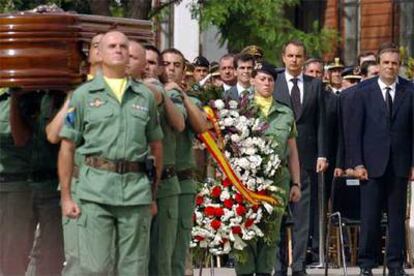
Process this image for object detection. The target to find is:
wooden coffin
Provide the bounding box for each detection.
[0,11,153,91]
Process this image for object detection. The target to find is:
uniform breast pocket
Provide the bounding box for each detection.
[130,109,149,124]
[86,106,114,122]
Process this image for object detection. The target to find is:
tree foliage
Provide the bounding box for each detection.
[190,0,339,65]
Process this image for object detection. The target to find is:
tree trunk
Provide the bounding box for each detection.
[126,0,152,19]
[87,0,111,16]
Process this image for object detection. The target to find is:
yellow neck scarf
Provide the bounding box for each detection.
[254,94,273,117]
[104,77,127,103]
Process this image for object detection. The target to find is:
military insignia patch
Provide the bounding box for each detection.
[131,103,149,112]
[89,98,105,107]
[65,107,76,127]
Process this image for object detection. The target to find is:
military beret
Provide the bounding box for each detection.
[241,45,264,58]
[192,56,210,68]
[253,61,278,80]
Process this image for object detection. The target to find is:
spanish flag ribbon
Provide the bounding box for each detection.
[199,107,280,206]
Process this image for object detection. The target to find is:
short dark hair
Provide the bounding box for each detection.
[282,39,306,56]
[145,45,162,65]
[233,53,255,69]
[360,60,378,76]
[303,58,324,71]
[377,42,399,62]
[357,51,376,65]
[161,48,185,64]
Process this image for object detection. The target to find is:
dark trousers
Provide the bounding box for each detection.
[358,163,407,269]
[275,169,315,273]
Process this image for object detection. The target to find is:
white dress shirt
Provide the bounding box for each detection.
[285,71,304,104]
[223,83,232,92]
[236,82,252,96]
[377,77,397,102]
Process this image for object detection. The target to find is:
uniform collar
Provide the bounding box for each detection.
[88,74,143,95]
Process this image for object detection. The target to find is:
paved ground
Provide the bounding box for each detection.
[193,267,414,275]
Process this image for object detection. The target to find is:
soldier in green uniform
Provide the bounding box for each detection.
[58,31,163,276]
[45,33,106,275]
[0,88,34,275]
[26,92,65,276]
[235,64,301,276]
[148,48,187,276]
[161,55,209,276]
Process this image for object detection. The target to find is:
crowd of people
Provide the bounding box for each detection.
[0,28,413,276]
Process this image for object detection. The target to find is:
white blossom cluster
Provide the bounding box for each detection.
[191,99,283,255]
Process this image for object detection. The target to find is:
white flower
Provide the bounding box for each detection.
[214,99,225,110]
[231,134,241,143]
[236,157,250,170]
[220,190,230,201]
[222,117,235,127]
[244,147,256,155]
[228,100,238,109]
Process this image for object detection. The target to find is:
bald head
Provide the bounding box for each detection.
[127,41,146,79]
[97,31,129,77]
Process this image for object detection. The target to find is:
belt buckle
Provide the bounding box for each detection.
[116,161,126,174]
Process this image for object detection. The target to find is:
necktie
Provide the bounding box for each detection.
[240,89,249,97]
[291,78,301,119]
[385,87,393,120]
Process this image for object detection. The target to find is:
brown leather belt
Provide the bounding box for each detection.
[161,166,176,180]
[85,156,144,174]
[176,169,194,181]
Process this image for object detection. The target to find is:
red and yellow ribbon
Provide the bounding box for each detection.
[199,106,280,206]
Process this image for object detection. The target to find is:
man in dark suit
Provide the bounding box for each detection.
[350,43,414,276]
[223,53,255,100]
[273,40,327,276]
[218,53,236,91]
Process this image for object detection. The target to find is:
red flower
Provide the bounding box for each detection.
[211,186,222,198]
[223,199,234,209]
[245,218,254,228]
[196,196,204,206]
[211,219,221,230]
[222,178,231,187]
[257,190,267,195]
[232,226,242,234]
[235,193,244,204]
[195,235,205,241]
[214,207,224,217]
[252,205,259,212]
[236,205,247,216]
[204,206,216,217]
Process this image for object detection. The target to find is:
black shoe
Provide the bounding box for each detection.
[256,273,271,276]
[388,267,408,276]
[273,271,287,276]
[359,268,373,276]
[292,270,307,276]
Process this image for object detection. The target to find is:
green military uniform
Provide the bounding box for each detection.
[172,95,202,276]
[26,93,65,276]
[149,87,186,276]
[235,99,297,275]
[0,88,35,276]
[60,75,163,276]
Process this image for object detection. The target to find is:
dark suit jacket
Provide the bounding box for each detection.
[324,87,340,168]
[349,77,414,178]
[273,73,326,170]
[223,85,239,101]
